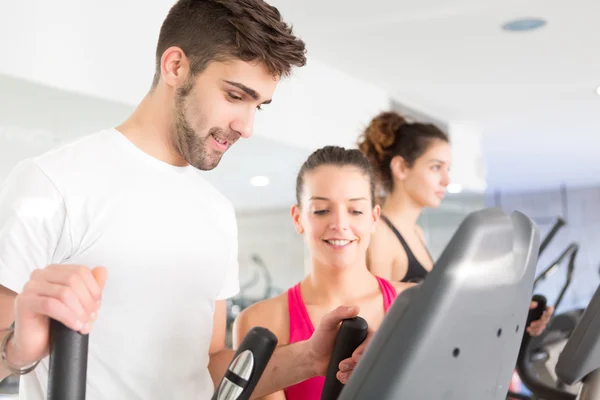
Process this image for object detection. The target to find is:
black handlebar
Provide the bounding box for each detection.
[321,317,368,400]
[538,217,566,257]
[211,326,278,400]
[534,243,579,311]
[554,246,578,310]
[526,295,547,331]
[47,320,89,400]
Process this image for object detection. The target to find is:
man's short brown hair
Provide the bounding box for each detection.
[152,0,307,86]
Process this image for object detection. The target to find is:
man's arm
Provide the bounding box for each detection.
[210,339,316,398]
[249,340,315,399]
[208,303,364,399]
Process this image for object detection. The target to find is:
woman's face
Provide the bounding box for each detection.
[394,139,452,208]
[291,165,380,270]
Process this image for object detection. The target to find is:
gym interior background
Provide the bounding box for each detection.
[1,0,599,398]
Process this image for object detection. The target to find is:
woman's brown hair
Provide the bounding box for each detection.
[357,111,449,193]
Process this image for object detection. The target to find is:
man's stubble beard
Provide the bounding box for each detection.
[172,79,224,171]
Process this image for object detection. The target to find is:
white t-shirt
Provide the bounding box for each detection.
[0,129,240,400]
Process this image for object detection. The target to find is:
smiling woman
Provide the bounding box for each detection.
[232,145,415,400]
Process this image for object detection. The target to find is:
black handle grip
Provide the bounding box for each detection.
[47,320,89,400]
[526,294,547,331]
[320,317,369,400]
[212,327,278,400]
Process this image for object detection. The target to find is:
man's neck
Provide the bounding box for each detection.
[116,91,187,167]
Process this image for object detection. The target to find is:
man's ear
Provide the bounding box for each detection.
[160,46,191,88]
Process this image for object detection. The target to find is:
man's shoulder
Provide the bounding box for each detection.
[34,129,115,170]
[23,129,124,195]
[2,130,112,194]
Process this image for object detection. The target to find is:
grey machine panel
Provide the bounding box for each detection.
[555,282,600,386]
[338,207,540,399]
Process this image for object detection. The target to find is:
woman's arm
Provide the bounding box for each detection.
[233,297,289,400]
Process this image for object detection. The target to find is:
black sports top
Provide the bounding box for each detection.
[380,215,431,283]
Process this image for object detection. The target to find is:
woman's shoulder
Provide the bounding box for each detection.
[371,218,405,256]
[237,291,289,327]
[233,291,290,345]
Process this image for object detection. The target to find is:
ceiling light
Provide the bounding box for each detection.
[250,175,269,187]
[447,183,462,194]
[502,18,547,32]
[596,86,600,96]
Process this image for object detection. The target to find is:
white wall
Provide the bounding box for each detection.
[253,60,392,150]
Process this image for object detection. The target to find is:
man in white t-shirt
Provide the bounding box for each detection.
[0,1,367,399]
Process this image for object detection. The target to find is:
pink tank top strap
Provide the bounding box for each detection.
[375,276,398,312]
[285,283,324,400]
[287,282,315,343]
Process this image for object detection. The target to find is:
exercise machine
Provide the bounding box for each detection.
[511,213,582,398]
[513,242,581,399]
[513,281,600,400]
[330,207,540,399]
[555,282,600,399]
[45,207,541,399]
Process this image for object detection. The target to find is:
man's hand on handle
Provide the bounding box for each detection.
[6,265,107,367]
[305,305,372,385]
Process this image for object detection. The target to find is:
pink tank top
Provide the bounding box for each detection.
[283,276,397,400]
